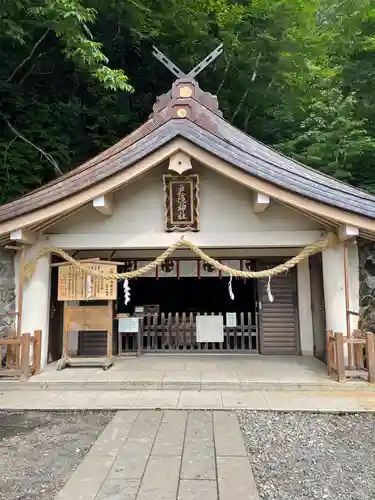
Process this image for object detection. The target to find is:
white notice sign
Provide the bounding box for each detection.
[226,312,237,327]
[196,315,224,343]
[118,317,139,333]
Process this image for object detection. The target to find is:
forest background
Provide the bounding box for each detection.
[1,0,375,203]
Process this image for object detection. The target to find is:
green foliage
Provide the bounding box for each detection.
[278,87,375,188]
[1,0,375,203]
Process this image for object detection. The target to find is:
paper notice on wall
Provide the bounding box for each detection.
[226,312,237,327]
[196,315,224,343]
[118,317,140,333]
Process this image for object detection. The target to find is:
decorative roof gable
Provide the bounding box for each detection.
[1,77,375,241]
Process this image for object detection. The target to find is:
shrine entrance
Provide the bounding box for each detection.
[116,266,258,354]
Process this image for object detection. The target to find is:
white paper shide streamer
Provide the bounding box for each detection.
[228,274,235,300]
[124,278,131,305]
[86,275,93,299]
[267,276,274,303]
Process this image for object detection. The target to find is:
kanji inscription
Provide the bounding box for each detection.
[163,174,199,231]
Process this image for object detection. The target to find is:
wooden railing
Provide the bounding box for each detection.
[0,330,41,381]
[327,330,375,383]
[120,312,258,354]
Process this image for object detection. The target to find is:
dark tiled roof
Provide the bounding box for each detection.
[1,77,375,223]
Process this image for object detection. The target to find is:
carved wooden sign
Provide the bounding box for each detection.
[163,174,199,231]
[57,260,117,301]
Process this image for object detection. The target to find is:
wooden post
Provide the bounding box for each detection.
[32,330,42,375]
[17,246,25,336]
[107,301,113,359]
[62,304,69,360]
[343,243,354,370]
[20,333,31,381]
[335,332,345,382]
[353,329,363,369]
[365,332,375,383]
[137,318,142,357]
[327,330,333,376]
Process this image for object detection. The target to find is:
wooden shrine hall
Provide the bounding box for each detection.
[1,46,375,373]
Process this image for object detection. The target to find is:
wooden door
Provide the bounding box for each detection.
[258,261,299,355]
[309,253,326,361]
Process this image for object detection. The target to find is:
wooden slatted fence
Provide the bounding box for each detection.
[0,330,42,380]
[121,311,258,353]
[327,329,375,383]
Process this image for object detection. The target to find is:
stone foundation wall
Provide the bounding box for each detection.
[0,249,16,334]
[358,239,375,332]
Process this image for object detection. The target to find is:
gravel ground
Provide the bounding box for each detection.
[0,411,113,500]
[238,411,375,500]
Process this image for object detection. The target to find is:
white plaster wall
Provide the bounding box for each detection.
[15,242,51,370]
[322,246,346,334]
[322,242,359,336]
[297,259,314,356]
[48,163,322,245]
[35,163,327,367]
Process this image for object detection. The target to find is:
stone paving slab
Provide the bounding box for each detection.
[96,478,140,500]
[163,410,188,423]
[152,421,186,456]
[5,353,375,393]
[217,456,259,500]
[109,442,152,479]
[1,389,375,412]
[178,390,223,409]
[181,437,216,480]
[55,454,115,500]
[178,480,218,500]
[54,409,259,500]
[185,410,213,438]
[213,411,247,456]
[137,455,181,500]
[90,411,139,456]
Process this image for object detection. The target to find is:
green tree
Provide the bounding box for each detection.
[1,0,375,203]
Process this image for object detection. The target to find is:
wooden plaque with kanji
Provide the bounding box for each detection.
[57,260,117,301]
[163,174,199,231]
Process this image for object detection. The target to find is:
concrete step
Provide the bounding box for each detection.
[1,379,375,392]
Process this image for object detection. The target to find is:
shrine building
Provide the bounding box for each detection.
[1,76,375,371]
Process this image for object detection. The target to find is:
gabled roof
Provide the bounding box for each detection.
[1,77,375,240]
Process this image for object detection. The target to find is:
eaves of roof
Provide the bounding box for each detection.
[1,76,375,226]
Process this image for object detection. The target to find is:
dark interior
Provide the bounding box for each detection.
[48,262,259,360]
[117,276,257,318]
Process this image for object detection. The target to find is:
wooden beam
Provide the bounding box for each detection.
[46,230,324,250]
[10,229,36,245]
[93,194,113,216]
[338,225,359,241]
[253,192,270,213]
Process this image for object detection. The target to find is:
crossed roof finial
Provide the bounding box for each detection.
[152,44,223,80]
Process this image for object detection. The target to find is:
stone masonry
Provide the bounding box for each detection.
[0,249,15,363]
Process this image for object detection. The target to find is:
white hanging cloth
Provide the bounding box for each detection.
[86,275,93,299]
[267,276,274,303]
[228,274,235,300]
[124,278,131,305]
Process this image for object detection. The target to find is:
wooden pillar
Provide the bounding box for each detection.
[366,332,375,384]
[33,330,42,375]
[327,330,333,376]
[17,246,25,336]
[335,332,345,382]
[20,333,31,381]
[343,243,353,369]
[107,301,113,359]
